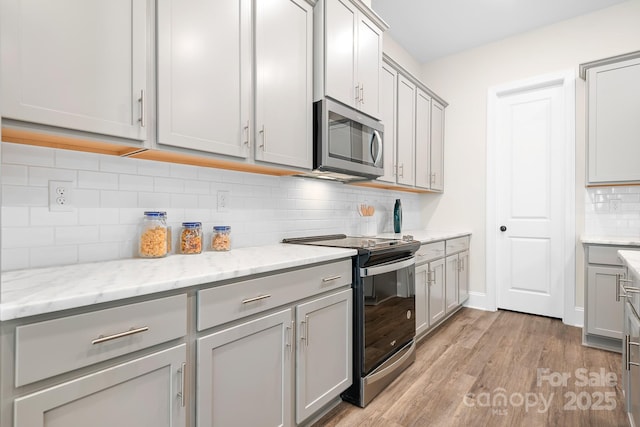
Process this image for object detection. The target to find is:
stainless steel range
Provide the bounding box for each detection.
[283,234,420,407]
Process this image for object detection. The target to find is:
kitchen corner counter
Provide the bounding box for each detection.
[619,250,640,278]
[0,244,356,321]
[377,229,472,244]
[581,236,640,246]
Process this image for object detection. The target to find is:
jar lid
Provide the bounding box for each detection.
[182,222,202,228]
[143,211,164,217]
[213,226,231,231]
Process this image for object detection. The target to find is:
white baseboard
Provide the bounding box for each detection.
[463,291,496,312]
[563,306,584,328]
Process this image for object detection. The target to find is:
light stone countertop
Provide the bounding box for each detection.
[619,250,640,280]
[0,244,356,321]
[377,229,472,244]
[581,236,640,246]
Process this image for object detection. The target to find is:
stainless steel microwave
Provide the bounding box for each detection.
[312,98,384,181]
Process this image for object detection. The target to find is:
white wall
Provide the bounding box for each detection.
[0,142,422,271]
[420,0,640,309]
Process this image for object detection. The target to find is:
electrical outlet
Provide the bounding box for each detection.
[49,180,74,211]
[217,190,230,212]
[610,199,621,212]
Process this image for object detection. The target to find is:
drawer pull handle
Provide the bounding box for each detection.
[178,362,186,407]
[322,275,342,282]
[241,294,271,304]
[91,326,149,345]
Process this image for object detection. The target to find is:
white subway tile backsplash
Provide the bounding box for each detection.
[1,164,28,185]
[56,149,100,170]
[2,143,54,167]
[1,142,423,270]
[585,187,640,237]
[2,185,48,207]
[101,190,138,208]
[30,245,78,268]
[2,226,55,248]
[78,170,118,190]
[28,166,76,187]
[1,207,29,227]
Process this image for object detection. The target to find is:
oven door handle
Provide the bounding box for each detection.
[360,256,415,277]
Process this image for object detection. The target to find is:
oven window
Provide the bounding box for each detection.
[362,265,415,374]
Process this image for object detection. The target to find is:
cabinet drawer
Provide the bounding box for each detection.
[446,236,470,254]
[416,241,445,263]
[15,294,187,387]
[198,259,352,331]
[588,245,640,265]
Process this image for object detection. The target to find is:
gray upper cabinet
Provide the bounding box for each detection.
[254,0,313,169]
[1,0,148,142]
[157,0,251,158]
[154,0,316,169]
[379,56,447,191]
[585,54,640,184]
[315,0,386,119]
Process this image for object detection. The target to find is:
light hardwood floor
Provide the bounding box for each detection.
[314,308,629,427]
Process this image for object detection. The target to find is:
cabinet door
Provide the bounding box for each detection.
[626,302,640,425]
[458,250,469,304]
[587,58,640,184]
[415,89,432,189]
[430,99,445,191]
[157,0,251,158]
[377,62,397,183]
[325,0,356,108]
[197,309,292,427]
[429,258,445,326]
[14,345,186,427]
[415,263,429,337]
[356,14,382,119]
[255,0,312,169]
[445,255,459,313]
[296,289,352,424]
[587,265,624,339]
[396,75,416,186]
[1,0,147,141]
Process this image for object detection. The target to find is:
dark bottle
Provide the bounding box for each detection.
[393,199,402,233]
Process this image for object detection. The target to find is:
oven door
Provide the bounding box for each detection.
[360,256,416,375]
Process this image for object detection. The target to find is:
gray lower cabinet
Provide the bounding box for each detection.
[415,236,470,340]
[196,271,352,427]
[197,288,352,427]
[624,298,640,427]
[587,265,624,339]
[196,309,292,427]
[14,344,187,427]
[583,244,639,351]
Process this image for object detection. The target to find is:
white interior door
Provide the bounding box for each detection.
[495,82,567,318]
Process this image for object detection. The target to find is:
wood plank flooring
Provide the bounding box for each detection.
[313,308,629,427]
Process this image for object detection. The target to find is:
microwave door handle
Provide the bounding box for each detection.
[371,130,383,166]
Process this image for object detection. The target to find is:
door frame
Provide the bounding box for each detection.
[485,70,578,325]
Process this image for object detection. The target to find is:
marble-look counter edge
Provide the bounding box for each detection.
[0,244,357,322]
[619,250,640,279]
[376,229,472,244]
[581,236,640,246]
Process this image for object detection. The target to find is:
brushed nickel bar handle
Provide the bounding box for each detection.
[259,126,266,149]
[286,321,293,353]
[305,315,310,346]
[243,121,250,148]
[360,84,364,105]
[322,275,342,282]
[138,90,145,127]
[355,84,360,103]
[91,326,149,345]
[623,286,640,295]
[241,294,271,304]
[617,274,622,302]
[628,336,640,369]
[178,362,186,407]
[626,335,630,371]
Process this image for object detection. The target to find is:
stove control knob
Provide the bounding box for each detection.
[367,239,376,247]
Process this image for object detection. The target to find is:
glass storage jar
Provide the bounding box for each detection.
[181,222,202,254]
[212,226,231,251]
[139,211,168,258]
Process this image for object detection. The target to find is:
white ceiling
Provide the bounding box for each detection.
[370,0,630,63]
